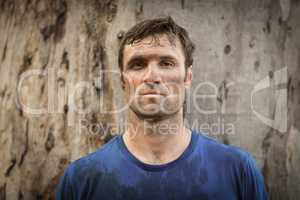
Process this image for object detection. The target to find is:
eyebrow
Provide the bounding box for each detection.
[126,54,177,66]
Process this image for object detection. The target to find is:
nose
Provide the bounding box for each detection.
[142,63,161,84]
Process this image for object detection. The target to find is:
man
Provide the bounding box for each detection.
[56,17,268,200]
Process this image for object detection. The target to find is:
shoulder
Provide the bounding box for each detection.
[56,135,122,199]
[193,132,267,199]
[194,131,253,166]
[65,135,121,178]
[194,131,265,182]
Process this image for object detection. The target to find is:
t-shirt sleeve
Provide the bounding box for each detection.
[55,167,74,200]
[240,153,268,200]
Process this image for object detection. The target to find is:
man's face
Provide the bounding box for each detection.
[121,34,192,120]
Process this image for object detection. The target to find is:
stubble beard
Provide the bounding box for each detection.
[129,93,185,122]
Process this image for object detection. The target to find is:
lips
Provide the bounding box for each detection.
[141,92,163,96]
[139,90,166,96]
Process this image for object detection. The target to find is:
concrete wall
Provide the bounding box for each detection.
[0,0,299,199]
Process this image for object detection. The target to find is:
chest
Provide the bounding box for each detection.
[76,167,239,200]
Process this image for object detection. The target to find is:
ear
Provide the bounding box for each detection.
[184,66,193,89]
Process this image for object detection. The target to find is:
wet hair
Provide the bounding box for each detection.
[118,16,195,71]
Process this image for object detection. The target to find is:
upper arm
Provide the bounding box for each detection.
[240,154,268,200]
[55,167,74,200]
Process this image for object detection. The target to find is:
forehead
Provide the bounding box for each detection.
[123,34,184,63]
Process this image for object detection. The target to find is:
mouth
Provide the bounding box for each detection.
[140,91,165,96]
[142,94,162,98]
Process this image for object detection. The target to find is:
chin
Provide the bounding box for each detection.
[130,104,181,120]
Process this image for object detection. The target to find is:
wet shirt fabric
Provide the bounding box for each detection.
[56,130,268,200]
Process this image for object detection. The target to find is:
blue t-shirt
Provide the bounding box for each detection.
[56,130,268,200]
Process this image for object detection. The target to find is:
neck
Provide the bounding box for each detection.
[123,109,192,165]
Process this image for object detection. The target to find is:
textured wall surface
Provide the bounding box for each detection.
[0,0,299,199]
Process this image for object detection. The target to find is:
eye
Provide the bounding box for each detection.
[160,60,175,68]
[129,62,145,70]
